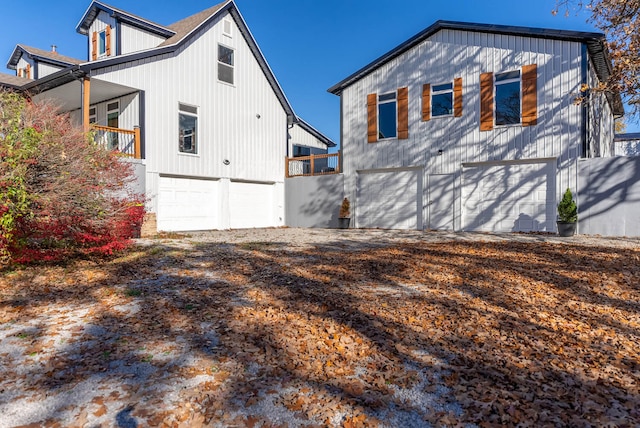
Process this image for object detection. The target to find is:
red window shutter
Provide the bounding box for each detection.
[397,87,409,140]
[92,31,97,60]
[422,84,431,121]
[522,64,537,126]
[106,26,112,56]
[367,93,377,143]
[454,77,463,117]
[26,64,31,79]
[480,72,494,131]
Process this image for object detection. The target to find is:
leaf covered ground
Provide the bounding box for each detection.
[1,233,639,427]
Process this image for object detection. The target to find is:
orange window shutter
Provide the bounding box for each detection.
[422,84,431,121]
[26,64,31,79]
[454,77,463,117]
[106,26,112,56]
[522,64,538,126]
[480,72,494,131]
[92,31,97,60]
[367,93,378,143]
[397,87,409,139]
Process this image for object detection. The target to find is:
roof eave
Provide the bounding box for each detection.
[6,45,25,70]
[22,65,85,93]
[296,117,336,147]
[76,1,175,37]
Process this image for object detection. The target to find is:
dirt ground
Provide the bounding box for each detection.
[1,228,639,427]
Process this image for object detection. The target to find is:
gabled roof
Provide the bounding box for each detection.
[80,1,296,120]
[0,72,32,89]
[328,20,623,116]
[296,117,336,147]
[76,1,175,38]
[7,45,82,70]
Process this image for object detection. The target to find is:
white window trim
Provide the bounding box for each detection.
[377,91,397,141]
[431,82,455,118]
[494,69,522,127]
[178,103,199,156]
[223,19,233,38]
[106,101,119,125]
[217,43,235,86]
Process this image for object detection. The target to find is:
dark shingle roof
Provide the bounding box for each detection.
[0,72,32,89]
[159,3,228,47]
[7,45,82,70]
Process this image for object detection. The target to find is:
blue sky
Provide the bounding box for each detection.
[1,0,636,140]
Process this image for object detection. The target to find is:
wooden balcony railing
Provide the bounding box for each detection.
[286,152,340,178]
[92,125,141,159]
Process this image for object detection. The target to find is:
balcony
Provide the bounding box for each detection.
[286,153,340,178]
[92,125,141,159]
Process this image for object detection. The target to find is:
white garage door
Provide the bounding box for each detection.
[229,181,275,228]
[462,161,556,232]
[357,169,420,230]
[158,176,219,231]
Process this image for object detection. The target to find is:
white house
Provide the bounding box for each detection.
[1,0,334,232]
[329,21,623,233]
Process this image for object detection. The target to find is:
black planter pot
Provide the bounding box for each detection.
[557,221,577,237]
[338,217,351,229]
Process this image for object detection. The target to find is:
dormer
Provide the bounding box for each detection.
[6,45,82,80]
[76,1,176,60]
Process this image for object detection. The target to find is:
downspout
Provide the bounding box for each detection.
[581,43,589,159]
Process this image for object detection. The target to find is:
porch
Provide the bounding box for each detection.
[286,152,341,178]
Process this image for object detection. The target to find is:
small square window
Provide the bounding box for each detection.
[495,70,521,126]
[179,103,198,154]
[378,92,397,139]
[218,44,234,85]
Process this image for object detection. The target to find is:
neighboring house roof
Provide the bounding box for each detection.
[297,117,336,147]
[0,72,32,89]
[76,1,175,38]
[615,133,640,141]
[328,20,624,116]
[7,44,82,70]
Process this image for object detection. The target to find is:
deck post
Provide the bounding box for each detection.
[134,126,141,159]
[310,154,315,176]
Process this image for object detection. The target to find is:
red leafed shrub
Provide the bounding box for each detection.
[0,91,145,264]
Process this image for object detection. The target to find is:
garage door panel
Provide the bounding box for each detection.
[158,177,219,232]
[462,162,555,233]
[229,182,275,229]
[357,170,420,230]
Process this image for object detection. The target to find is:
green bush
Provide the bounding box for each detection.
[0,91,144,264]
[557,188,577,223]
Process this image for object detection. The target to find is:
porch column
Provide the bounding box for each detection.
[82,76,91,132]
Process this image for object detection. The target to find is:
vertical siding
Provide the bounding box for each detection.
[587,62,614,158]
[91,10,287,215]
[37,62,64,78]
[16,57,33,77]
[120,23,166,55]
[341,29,586,228]
[288,123,329,154]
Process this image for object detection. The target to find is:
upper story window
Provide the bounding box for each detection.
[98,30,107,56]
[179,103,198,155]
[218,44,234,85]
[495,70,521,126]
[432,83,454,117]
[378,92,397,139]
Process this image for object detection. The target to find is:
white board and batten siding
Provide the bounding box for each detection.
[341,28,589,231]
[120,23,167,55]
[37,62,65,79]
[289,123,329,153]
[89,11,116,60]
[90,10,287,230]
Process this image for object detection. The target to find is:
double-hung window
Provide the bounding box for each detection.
[218,44,234,85]
[494,70,521,126]
[431,83,454,117]
[179,103,198,154]
[378,92,397,140]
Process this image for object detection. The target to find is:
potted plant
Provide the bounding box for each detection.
[557,188,577,237]
[338,197,351,229]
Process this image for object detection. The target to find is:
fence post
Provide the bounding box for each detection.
[285,157,290,178]
[134,126,141,159]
